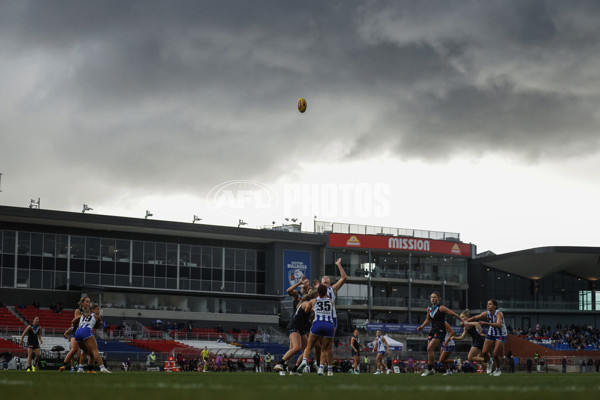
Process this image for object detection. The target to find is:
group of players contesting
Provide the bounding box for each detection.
[274,258,507,376]
[18,258,505,376]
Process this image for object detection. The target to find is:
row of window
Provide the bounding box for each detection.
[0,230,266,294]
[324,250,468,284]
[2,231,262,270]
[485,269,594,308]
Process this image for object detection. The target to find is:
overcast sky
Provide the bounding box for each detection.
[1,0,600,254]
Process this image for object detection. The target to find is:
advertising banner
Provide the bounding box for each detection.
[366,323,463,334]
[328,233,471,257]
[283,250,311,293]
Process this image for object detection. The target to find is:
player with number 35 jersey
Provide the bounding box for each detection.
[297,284,336,375]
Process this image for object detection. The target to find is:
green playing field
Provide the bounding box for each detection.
[1,371,599,400]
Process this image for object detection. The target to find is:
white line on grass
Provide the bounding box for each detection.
[0,379,33,386]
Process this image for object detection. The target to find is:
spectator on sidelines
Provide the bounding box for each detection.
[253,352,261,372]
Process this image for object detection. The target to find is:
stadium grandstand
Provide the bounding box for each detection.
[1,205,599,372]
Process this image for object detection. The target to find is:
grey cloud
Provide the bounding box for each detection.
[2,0,600,211]
[355,77,600,161]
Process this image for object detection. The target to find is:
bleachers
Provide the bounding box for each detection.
[0,337,26,357]
[0,306,25,328]
[523,333,600,351]
[0,337,25,351]
[15,306,75,331]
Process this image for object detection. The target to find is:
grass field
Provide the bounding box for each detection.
[1,371,599,400]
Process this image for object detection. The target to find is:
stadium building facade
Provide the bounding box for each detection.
[470,248,600,330]
[0,206,325,331]
[317,222,473,331]
[1,205,599,333]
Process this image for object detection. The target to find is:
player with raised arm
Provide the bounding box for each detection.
[372,330,391,374]
[19,316,43,372]
[320,257,347,376]
[466,299,507,376]
[274,288,318,375]
[296,284,336,376]
[287,275,311,311]
[416,291,461,376]
[73,303,111,373]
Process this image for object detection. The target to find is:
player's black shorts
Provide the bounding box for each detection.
[286,318,308,337]
[351,349,360,357]
[472,337,484,350]
[428,327,446,341]
[27,344,40,350]
[287,327,307,336]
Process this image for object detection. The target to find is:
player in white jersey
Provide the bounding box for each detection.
[297,284,335,376]
[372,330,391,374]
[466,299,507,376]
[318,257,347,375]
[73,303,111,373]
[439,322,456,375]
[59,297,88,372]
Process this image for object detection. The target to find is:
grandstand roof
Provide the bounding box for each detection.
[474,246,600,281]
[0,205,327,245]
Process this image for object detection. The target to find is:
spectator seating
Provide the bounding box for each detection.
[520,326,600,351]
[16,306,75,332]
[0,337,25,352]
[0,307,24,328]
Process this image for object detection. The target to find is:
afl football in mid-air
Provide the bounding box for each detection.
[298,97,307,113]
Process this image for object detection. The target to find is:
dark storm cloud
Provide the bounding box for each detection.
[1,0,600,210]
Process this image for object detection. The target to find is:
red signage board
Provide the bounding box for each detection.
[328,233,471,257]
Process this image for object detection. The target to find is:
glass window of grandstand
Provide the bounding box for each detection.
[578,290,599,311]
[485,269,587,310]
[337,283,370,306]
[372,253,409,279]
[2,231,67,290]
[485,269,532,309]
[538,273,588,310]
[1,230,16,287]
[178,245,265,294]
[131,241,177,290]
[224,248,262,294]
[324,250,370,278]
[372,284,407,307]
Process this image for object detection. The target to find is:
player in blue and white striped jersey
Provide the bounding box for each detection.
[73,303,111,373]
[318,257,347,375]
[372,330,391,374]
[466,299,507,376]
[297,283,336,376]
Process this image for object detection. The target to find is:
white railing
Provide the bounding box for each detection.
[315,220,460,241]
